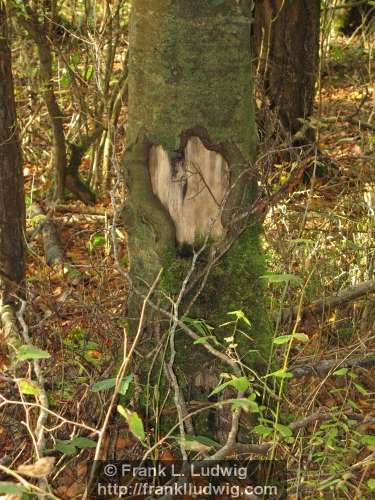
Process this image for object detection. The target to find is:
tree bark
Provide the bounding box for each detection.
[0,4,25,305]
[253,0,320,140]
[123,0,271,434]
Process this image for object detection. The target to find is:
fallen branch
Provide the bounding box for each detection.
[0,303,22,367]
[28,203,83,282]
[291,355,375,378]
[279,279,375,323]
[347,117,375,132]
[51,204,113,217]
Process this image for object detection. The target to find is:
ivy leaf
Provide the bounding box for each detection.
[16,345,50,361]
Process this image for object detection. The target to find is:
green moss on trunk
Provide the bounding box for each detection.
[127,0,256,157]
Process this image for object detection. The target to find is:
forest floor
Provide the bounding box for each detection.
[1,36,374,499]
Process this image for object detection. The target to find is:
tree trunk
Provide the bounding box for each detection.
[18,8,67,201]
[341,0,375,36]
[0,5,25,305]
[123,0,271,433]
[254,0,320,140]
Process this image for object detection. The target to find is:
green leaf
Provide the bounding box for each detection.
[91,378,116,392]
[54,439,77,455]
[89,233,106,252]
[227,310,251,326]
[208,380,232,398]
[333,368,349,377]
[260,273,302,286]
[84,65,93,81]
[354,383,368,395]
[273,335,292,345]
[274,333,309,345]
[59,72,71,88]
[0,482,28,495]
[361,435,375,447]
[18,379,42,396]
[91,375,132,395]
[70,436,97,449]
[16,345,50,361]
[230,376,250,392]
[231,398,259,413]
[293,333,309,343]
[117,406,145,442]
[253,424,273,438]
[367,478,375,491]
[194,336,214,345]
[118,375,133,396]
[275,423,293,438]
[267,368,293,379]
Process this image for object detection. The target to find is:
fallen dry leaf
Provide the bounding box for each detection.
[17,456,55,478]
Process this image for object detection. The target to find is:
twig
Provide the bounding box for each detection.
[16,300,49,458]
[0,394,99,433]
[83,269,163,499]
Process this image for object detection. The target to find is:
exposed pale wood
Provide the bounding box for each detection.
[149,137,229,245]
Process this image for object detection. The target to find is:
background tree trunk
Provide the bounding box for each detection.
[341,0,375,36]
[254,0,321,141]
[123,0,271,432]
[0,4,25,304]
